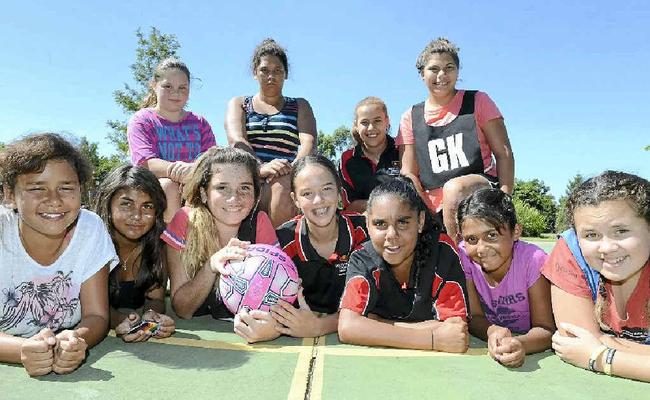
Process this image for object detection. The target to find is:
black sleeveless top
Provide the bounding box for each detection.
[412,90,484,189]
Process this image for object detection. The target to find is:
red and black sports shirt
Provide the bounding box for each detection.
[276,212,369,314]
[340,234,468,322]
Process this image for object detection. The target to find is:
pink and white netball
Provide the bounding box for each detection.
[218,244,300,314]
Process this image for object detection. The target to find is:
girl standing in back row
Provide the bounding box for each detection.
[225,38,318,228]
[128,57,216,222]
[398,37,514,242]
[339,97,399,213]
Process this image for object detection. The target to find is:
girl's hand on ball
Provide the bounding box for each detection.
[271,288,321,338]
[234,308,281,343]
[210,238,250,275]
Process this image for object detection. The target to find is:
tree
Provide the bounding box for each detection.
[78,137,122,206]
[555,173,585,233]
[107,27,181,157]
[512,178,557,233]
[513,198,546,237]
[317,125,353,162]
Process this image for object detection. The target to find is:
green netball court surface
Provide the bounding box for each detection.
[2,240,647,399]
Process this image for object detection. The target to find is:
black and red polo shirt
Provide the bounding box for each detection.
[340,233,468,322]
[276,211,369,314]
[338,135,400,209]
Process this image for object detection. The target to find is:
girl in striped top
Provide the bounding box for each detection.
[225,38,317,228]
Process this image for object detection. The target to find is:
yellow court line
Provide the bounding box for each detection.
[287,338,316,400]
[108,330,311,354]
[309,335,326,400]
[322,346,488,357]
[109,330,487,358]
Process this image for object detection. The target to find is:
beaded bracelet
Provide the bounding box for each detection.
[588,345,608,372]
[604,347,617,375]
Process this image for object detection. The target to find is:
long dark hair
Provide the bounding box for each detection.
[94,165,167,307]
[367,176,441,271]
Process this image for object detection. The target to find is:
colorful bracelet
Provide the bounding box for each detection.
[604,347,617,375]
[588,345,608,372]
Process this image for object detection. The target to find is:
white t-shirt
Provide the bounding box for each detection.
[0,206,118,338]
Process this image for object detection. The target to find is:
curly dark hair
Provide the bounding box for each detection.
[0,132,91,194]
[367,176,442,271]
[93,165,167,308]
[457,188,518,234]
[567,170,650,227]
[250,38,289,78]
[415,37,460,75]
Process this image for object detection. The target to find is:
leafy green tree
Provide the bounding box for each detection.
[555,173,585,233]
[513,198,546,237]
[317,125,353,161]
[78,137,123,206]
[107,27,181,157]
[512,178,557,233]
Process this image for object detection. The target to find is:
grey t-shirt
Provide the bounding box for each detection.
[0,207,118,338]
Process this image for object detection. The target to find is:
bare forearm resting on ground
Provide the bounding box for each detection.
[0,333,25,363]
[469,315,492,341]
[514,327,553,354]
[76,315,110,348]
[339,310,432,350]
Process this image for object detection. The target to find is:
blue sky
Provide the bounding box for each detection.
[1,0,648,199]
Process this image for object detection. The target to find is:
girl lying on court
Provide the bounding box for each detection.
[95,165,175,342]
[270,155,369,339]
[457,188,554,367]
[544,171,650,382]
[338,177,469,352]
[0,133,119,376]
[161,147,279,342]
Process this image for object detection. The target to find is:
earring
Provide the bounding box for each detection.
[200,190,207,204]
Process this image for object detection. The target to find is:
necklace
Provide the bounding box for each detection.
[121,245,142,271]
